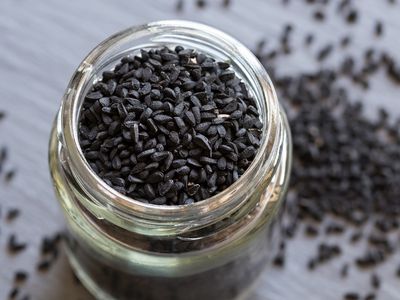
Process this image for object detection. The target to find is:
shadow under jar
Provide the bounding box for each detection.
[49,20,292,300]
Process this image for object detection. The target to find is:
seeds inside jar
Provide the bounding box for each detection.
[78,46,263,205]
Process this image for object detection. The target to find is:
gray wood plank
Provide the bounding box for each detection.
[0,0,399,299]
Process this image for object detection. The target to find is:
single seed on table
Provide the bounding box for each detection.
[37,260,51,272]
[8,234,27,253]
[346,10,358,24]
[374,21,383,37]
[14,271,28,282]
[9,287,19,299]
[313,10,325,21]
[6,208,20,222]
[340,263,349,278]
[344,292,360,300]
[365,293,376,300]
[4,169,16,183]
[371,273,380,289]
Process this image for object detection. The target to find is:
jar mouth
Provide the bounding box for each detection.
[60,20,282,223]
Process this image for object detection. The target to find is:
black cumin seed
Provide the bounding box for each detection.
[371,273,380,289]
[313,10,325,21]
[346,10,358,24]
[8,234,27,253]
[4,169,16,183]
[79,46,261,205]
[14,271,28,282]
[365,293,376,300]
[374,21,383,37]
[305,33,314,46]
[344,292,360,300]
[272,252,285,267]
[340,263,349,278]
[8,287,19,299]
[37,260,51,272]
[6,208,20,222]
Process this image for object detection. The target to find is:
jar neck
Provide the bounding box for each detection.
[58,20,284,235]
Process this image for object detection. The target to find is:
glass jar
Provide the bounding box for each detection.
[49,20,292,300]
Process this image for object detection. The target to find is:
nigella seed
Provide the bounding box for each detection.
[37,260,51,272]
[184,111,196,126]
[153,114,173,123]
[128,176,144,184]
[193,134,212,153]
[5,169,15,183]
[344,292,360,300]
[9,287,19,299]
[371,273,380,289]
[147,171,164,183]
[8,234,27,253]
[159,180,174,196]
[169,131,180,145]
[340,264,349,278]
[187,183,200,196]
[6,208,20,222]
[151,151,169,162]
[14,271,28,282]
[176,166,190,176]
[79,46,261,205]
[375,21,383,37]
[365,294,376,300]
[144,184,156,199]
[151,197,167,205]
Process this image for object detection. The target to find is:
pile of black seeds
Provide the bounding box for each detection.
[79,46,262,205]
[253,1,400,298]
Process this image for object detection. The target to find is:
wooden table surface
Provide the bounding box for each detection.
[1,1,400,299]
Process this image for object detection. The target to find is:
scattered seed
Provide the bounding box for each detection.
[8,234,27,253]
[6,208,20,222]
[14,271,28,283]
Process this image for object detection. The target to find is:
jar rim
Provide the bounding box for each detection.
[60,20,283,225]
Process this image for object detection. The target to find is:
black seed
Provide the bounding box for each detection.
[344,292,360,300]
[273,253,285,267]
[374,21,383,37]
[346,10,358,24]
[79,46,261,205]
[313,10,325,21]
[340,263,349,278]
[200,156,217,165]
[365,294,376,300]
[6,208,20,222]
[137,148,157,160]
[127,175,144,184]
[317,44,333,62]
[151,197,167,205]
[5,169,16,183]
[159,179,174,196]
[305,33,314,46]
[8,234,27,253]
[8,287,19,299]
[154,114,173,123]
[184,111,196,126]
[193,134,212,153]
[176,166,190,176]
[37,260,51,272]
[147,171,164,183]
[371,273,380,289]
[219,70,235,82]
[14,270,28,282]
[169,131,180,145]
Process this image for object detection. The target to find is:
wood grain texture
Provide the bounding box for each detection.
[0,0,400,299]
